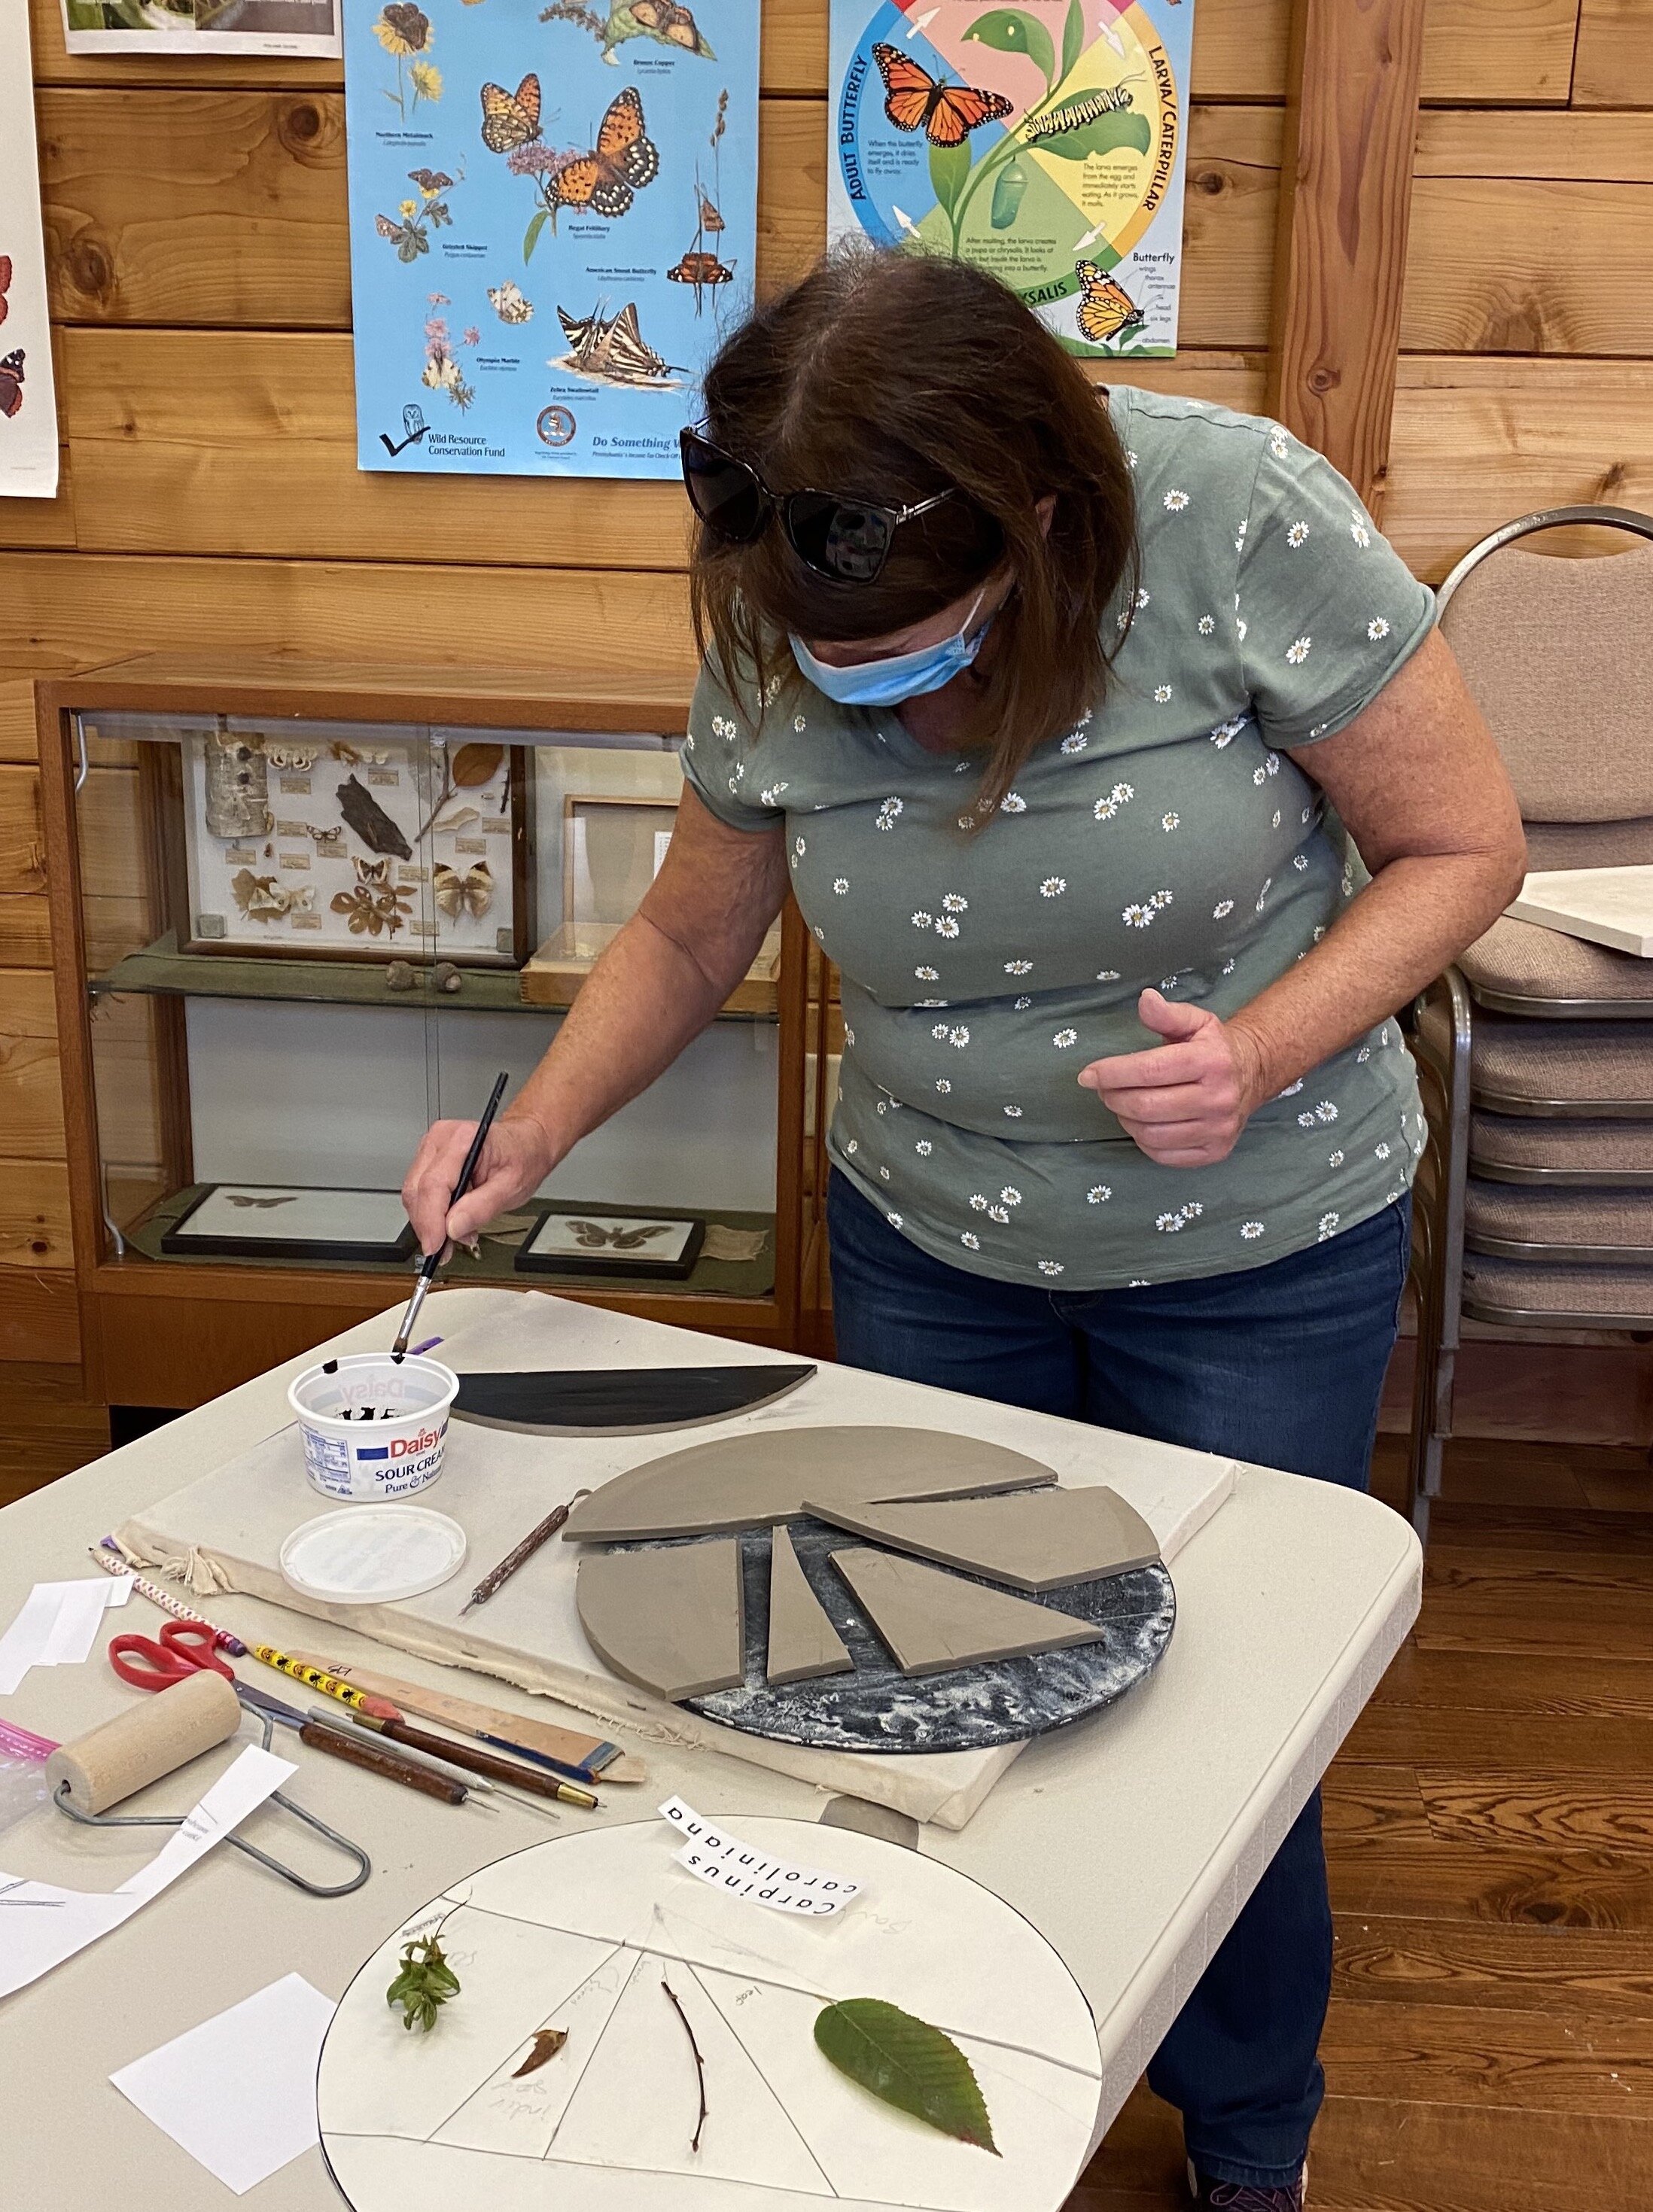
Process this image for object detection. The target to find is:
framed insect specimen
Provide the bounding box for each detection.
[516,1207,705,1279]
[161,723,534,967]
[161,1184,419,1263]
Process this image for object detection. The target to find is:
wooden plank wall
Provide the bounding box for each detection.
[4,0,1651,1374]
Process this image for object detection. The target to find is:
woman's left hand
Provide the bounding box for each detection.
[1079,990,1269,1167]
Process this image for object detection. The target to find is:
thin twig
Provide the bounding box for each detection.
[661,1978,708,2153]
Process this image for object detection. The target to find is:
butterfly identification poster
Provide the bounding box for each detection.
[0,0,60,498]
[828,0,1195,358]
[344,0,758,480]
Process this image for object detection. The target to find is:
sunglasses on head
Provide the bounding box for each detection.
[679,424,957,586]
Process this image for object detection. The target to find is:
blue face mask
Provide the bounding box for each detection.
[790,592,990,707]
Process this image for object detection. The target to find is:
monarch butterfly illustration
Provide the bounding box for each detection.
[0,350,23,421]
[547,87,659,220]
[1074,261,1145,345]
[479,73,542,154]
[871,41,1012,148]
[1024,84,1136,140]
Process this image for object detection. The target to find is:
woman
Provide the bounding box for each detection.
[404,249,1524,2207]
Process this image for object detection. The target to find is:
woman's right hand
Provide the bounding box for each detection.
[401,1112,556,1258]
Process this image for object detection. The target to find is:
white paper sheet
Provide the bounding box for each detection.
[0,1574,135,1693]
[0,0,61,499]
[0,1745,295,1999]
[111,1973,337,2195]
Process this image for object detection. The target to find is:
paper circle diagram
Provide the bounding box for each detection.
[318,1818,1102,2212]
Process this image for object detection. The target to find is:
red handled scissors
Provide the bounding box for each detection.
[108,1618,236,1691]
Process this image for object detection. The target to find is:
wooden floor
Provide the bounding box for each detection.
[2,1369,1651,2205]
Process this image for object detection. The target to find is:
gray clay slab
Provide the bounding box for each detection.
[560,1426,1057,1543]
[668,1518,1177,1753]
[575,1537,746,1700]
[766,1524,854,1685]
[803,1485,1161,1592]
[830,1547,1102,1675]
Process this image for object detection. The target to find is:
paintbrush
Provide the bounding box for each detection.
[393,1069,508,1356]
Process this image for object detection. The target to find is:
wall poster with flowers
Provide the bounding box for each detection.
[344,0,760,480]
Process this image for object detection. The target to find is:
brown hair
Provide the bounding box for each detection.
[689,244,1137,816]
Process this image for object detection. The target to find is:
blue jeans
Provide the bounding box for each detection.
[826,1170,1410,2189]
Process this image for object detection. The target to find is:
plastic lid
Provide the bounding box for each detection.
[279,1505,468,1606]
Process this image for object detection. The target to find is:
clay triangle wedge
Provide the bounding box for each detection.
[830,1547,1101,1678]
[576,1539,746,1702]
[802,1484,1160,1593]
[765,1526,854,1687]
[560,1426,1055,1544]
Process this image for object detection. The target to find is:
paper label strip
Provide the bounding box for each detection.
[658,1797,862,1918]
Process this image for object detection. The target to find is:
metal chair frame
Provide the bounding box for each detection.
[1405,506,1653,1538]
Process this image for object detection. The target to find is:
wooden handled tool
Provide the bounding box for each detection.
[300,1720,467,1805]
[461,1492,588,1615]
[352,1711,598,1809]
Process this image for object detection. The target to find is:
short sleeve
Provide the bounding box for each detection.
[1237,426,1435,749]
[679,658,787,834]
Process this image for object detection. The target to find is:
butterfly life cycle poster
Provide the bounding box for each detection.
[828,0,1195,358]
[343,0,759,479]
[0,0,59,497]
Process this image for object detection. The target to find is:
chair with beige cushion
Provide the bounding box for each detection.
[1407,506,1653,1537]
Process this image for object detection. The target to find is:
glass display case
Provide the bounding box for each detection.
[38,660,809,1409]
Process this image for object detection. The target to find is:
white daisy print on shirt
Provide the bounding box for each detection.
[1350,512,1372,549]
[1268,426,1289,459]
[936,1079,951,1094]
[1164,489,1189,512]
[833,878,848,895]
[792,713,806,731]
[1368,616,1391,640]
[915,965,939,981]
[988,1205,1010,1223]
[961,1231,980,1250]
[1286,521,1310,549]
[1052,1028,1078,1048]
[1156,1202,1204,1234]
[1318,1212,1341,1240]
[1329,1149,1344,1167]
[1163,812,1180,832]
[886,1212,903,1228]
[1041,876,1067,898]
[1213,899,1234,919]
[1097,967,1121,982]
[875,796,903,831]
[1001,1187,1022,1206]
[1198,614,1216,635]
[969,1194,988,1212]
[1004,959,1033,975]
[1087,1185,1112,1204]
[936,916,960,939]
[1286,637,1312,665]
[711,713,735,739]
[942,893,967,913]
[1094,783,1134,822]
[759,782,790,805]
[1154,686,1174,704]
[1003,1105,1023,1118]
[1014,995,1032,1009]
[1060,732,1090,756]
[915,1139,932,1157]
[1037,1259,1064,1275]
[1241,1221,1265,1240]
[1210,716,1247,749]
[1001,791,1027,814]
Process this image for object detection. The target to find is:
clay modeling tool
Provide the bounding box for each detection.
[346,1710,600,1809]
[460,1490,589,1617]
[313,1708,559,1821]
[391,1068,508,1356]
[90,1544,248,1657]
[284,1651,640,1781]
[245,1645,400,1720]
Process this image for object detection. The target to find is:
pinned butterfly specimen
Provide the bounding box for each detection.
[871,41,1011,148]
[554,300,679,388]
[0,256,11,329]
[331,857,414,938]
[230,869,305,922]
[546,88,659,222]
[307,823,346,856]
[433,860,494,920]
[0,350,23,422]
[1073,261,1146,347]
[489,279,534,325]
[226,1193,297,1209]
[565,1220,674,1249]
[480,73,542,155]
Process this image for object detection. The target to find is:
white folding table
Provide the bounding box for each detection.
[0,1287,1420,2209]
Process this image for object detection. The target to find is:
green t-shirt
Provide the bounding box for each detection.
[680,389,1435,1290]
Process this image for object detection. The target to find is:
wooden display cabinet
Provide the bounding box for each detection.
[38,658,810,1408]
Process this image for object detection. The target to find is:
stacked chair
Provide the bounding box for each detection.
[1406,505,1653,1538]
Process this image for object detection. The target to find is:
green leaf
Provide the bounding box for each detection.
[814,1998,998,2155]
[927,136,972,218]
[1060,0,1084,85]
[523,207,549,263]
[962,8,1055,85]
[989,157,1027,230]
[1034,108,1151,161]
